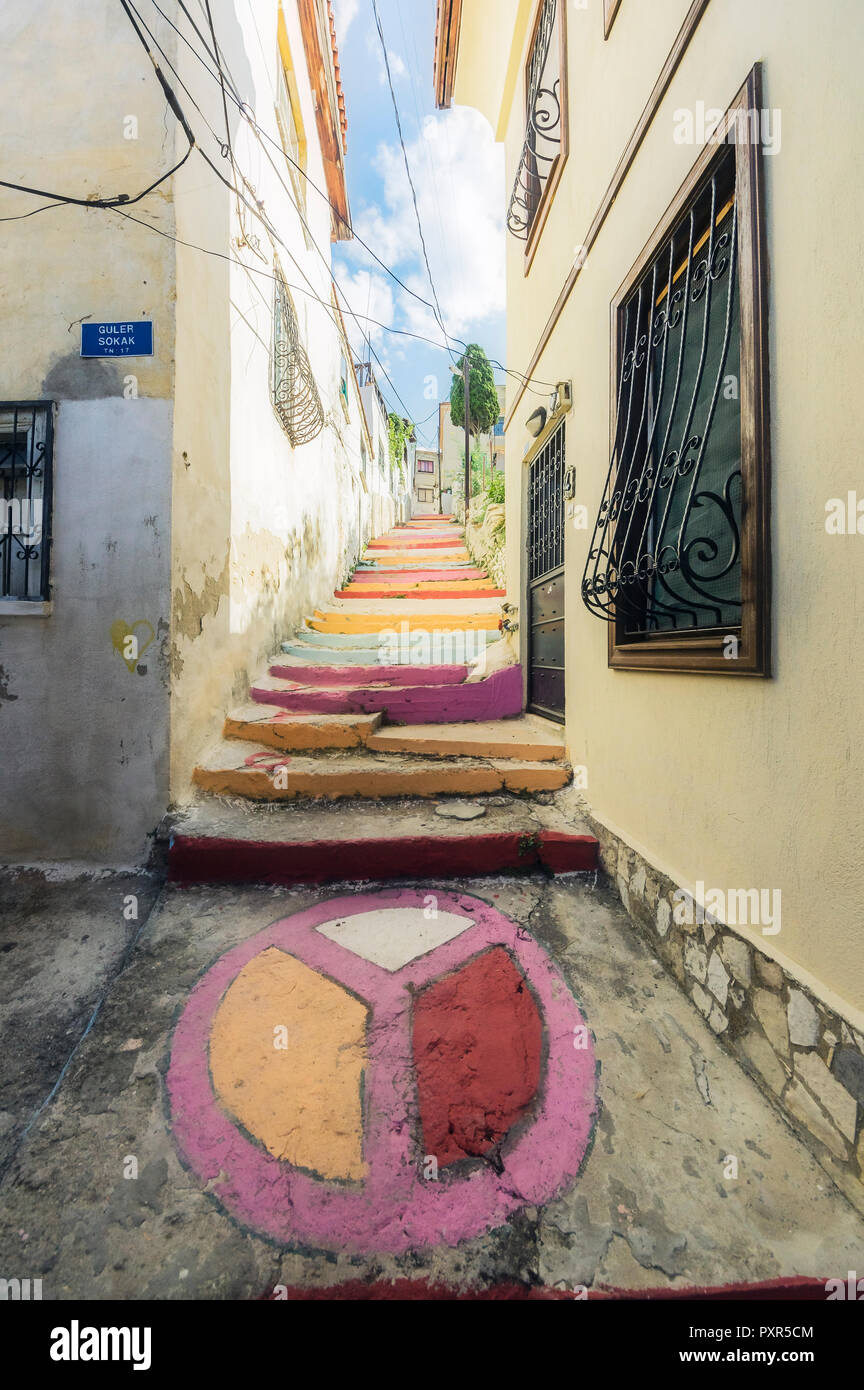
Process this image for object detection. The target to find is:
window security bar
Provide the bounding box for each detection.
[273,274,324,447]
[507,0,562,242]
[581,154,742,634]
[0,401,54,602]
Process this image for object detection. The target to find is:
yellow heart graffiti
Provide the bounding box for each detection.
[110,619,156,674]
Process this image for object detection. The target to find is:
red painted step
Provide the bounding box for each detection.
[167,828,599,886]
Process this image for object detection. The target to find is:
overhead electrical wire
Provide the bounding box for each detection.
[143,0,560,394]
[0,0,559,405]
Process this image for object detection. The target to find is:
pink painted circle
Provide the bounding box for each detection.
[167,890,598,1254]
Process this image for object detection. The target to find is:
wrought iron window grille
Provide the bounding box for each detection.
[0,402,54,602]
[272,269,324,447]
[507,0,564,243]
[581,147,746,639]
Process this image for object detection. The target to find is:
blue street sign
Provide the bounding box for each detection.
[81,321,154,357]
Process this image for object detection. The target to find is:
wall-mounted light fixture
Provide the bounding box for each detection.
[526,406,547,438]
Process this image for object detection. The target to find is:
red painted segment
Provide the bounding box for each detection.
[250,664,523,723]
[537,830,599,873]
[167,829,599,886]
[267,663,469,687]
[264,1275,831,1301]
[413,947,542,1167]
[335,588,506,599]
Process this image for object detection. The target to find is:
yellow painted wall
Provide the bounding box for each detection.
[462,0,864,1020]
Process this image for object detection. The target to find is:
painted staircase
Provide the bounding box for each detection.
[170,515,597,884]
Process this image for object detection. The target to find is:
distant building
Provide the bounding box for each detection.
[413,448,441,515]
[438,382,506,504]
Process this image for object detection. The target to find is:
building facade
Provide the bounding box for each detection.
[437,0,864,1204]
[0,0,403,862]
[413,447,442,515]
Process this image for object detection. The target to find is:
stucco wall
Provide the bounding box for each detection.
[0,0,177,862]
[169,0,396,801]
[494,0,864,1021]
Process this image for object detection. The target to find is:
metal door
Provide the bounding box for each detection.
[527,422,565,721]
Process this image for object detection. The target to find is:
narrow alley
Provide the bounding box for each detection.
[2,0,864,1352]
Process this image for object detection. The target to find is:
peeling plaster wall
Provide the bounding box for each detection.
[169,0,399,800]
[0,1,177,862]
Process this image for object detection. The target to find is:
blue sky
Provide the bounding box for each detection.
[330,0,506,447]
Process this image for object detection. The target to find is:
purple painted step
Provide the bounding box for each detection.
[251,664,524,725]
[269,663,469,687]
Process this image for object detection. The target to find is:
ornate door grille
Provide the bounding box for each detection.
[272,271,324,448]
[0,402,53,602]
[581,149,741,635]
[528,421,566,721]
[529,421,565,583]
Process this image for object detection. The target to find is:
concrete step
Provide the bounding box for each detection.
[349,568,487,583]
[293,626,501,648]
[334,586,506,600]
[166,794,598,887]
[267,661,469,687]
[366,717,566,762]
[308,611,503,634]
[224,707,382,752]
[192,741,571,801]
[249,664,522,723]
[280,641,492,666]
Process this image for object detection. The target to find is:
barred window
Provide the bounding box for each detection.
[581,70,770,676]
[507,0,568,255]
[0,402,53,603]
[272,268,324,447]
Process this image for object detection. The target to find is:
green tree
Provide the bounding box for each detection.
[450,345,500,487]
[388,413,414,483]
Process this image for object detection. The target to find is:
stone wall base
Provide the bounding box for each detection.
[579,803,864,1216]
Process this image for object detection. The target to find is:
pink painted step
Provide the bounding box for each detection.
[251,664,523,725]
[268,663,469,687]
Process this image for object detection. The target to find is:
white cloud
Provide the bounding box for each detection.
[331,0,359,41]
[333,265,396,364]
[347,106,505,350]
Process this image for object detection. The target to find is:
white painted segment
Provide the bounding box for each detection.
[316,907,474,971]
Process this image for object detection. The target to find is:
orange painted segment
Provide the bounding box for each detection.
[367,720,566,761]
[193,752,570,800]
[309,611,500,634]
[209,947,368,1181]
[224,709,382,751]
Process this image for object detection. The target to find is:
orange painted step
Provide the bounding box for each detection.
[224,707,382,752]
[193,743,571,801]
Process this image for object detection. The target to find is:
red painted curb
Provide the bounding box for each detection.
[168,830,599,886]
[261,1275,830,1301]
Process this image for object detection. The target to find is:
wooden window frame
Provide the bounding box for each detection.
[607,66,771,676]
[276,9,308,215]
[523,0,569,274]
[603,0,622,39]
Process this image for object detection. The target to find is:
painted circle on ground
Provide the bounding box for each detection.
[167,890,598,1254]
